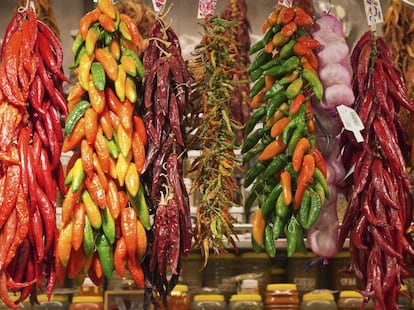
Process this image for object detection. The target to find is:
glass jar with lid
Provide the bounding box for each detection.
[337,291,373,309]
[264,283,300,309]
[191,294,227,310]
[168,284,190,310]
[300,290,337,310]
[229,294,263,310]
[33,294,69,310]
[69,296,103,310]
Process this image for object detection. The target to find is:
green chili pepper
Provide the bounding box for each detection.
[70,158,85,193]
[105,137,120,159]
[298,188,311,229]
[279,69,300,85]
[272,32,290,48]
[72,33,84,56]
[264,224,276,257]
[244,161,266,188]
[91,62,106,91]
[264,82,285,100]
[249,25,281,55]
[282,119,298,144]
[263,56,300,77]
[249,76,265,98]
[266,92,287,120]
[249,67,263,82]
[65,100,91,136]
[243,142,266,164]
[69,45,86,69]
[128,185,151,230]
[101,207,116,245]
[244,179,265,217]
[262,153,287,179]
[287,121,305,155]
[306,190,322,229]
[286,214,300,257]
[96,233,114,279]
[286,78,303,99]
[302,68,323,100]
[122,48,145,79]
[242,127,268,154]
[276,191,289,219]
[314,182,326,206]
[313,168,330,199]
[279,39,296,60]
[245,105,266,135]
[248,50,272,74]
[83,216,95,257]
[262,183,282,218]
[295,225,307,254]
[272,214,285,240]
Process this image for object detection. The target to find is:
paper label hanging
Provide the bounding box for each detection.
[278,0,293,8]
[336,104,364,143]
[198,0,217,19]
[152,0,166,12]
[363,0,383,27]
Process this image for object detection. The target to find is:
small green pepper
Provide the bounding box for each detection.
[128,185,151,230]
[101,207,116,245]
[276,191,289,219]
[279,69,300,85]
[245,105,266,135]
[70,158,85,193]
[243,142,266,164]
[96,233,114,279]
[298,188,311,229]
[306,189,322,229]
[266,92,287,120]
[262,153,287,179]
[249,67,263,82]
[263,56,300,78]
[248,50,272,74]
[287,121,306,155]
[264,224,276,257]
[249,76,265,98]
[286,77,303,99]
[278,39,296,60]
[122,48,145,79]
[244,161,266,188]
[91,62,106,91]
[264,82,286,100]
[105,137,120,159]
[83,216,95,257]
[72,33,84,56]
[69,45,86,69]
[313,168,330,199]
[262,183,282,218]
[286,214,300,257]
[272,214,285,240]
[242,127,268,154]
[249,25,281,55]
[65,100,91,136]
[282,119,298,144]
[302,68,323,100]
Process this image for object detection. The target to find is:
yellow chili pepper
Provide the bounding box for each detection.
[116,152,130,187]
[95,48,118,81]
[82,190,102,230]
[125,76,137,103]
[125,162,139,197]
[78,53,94,90]
[85,25,100,56]
[117,124,132,158]
[56,222,73,267]
[115,64,127,102]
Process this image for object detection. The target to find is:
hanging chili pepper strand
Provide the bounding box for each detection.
[186,16,242,263]
[59,0,148,290]
[340,31,414,309]
[140,7,192,305]
[0,4,68,307]
[243,3,328,258]
[220,0,251,144]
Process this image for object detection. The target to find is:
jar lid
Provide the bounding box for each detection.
[37,294,68,302]
[339,291,363,298]
[240,252,269,260]
[241,279,259,288]
[271,268,286,275]
[193,294,225,302]
[230,294,262,302]
[267,283,297,291]
[172,284,188,292]
[302,292,334,301]
[72,296,103,303]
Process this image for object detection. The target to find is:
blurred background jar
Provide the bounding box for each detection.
[327,252,360,294]
[337,291,373,310]
[229,293,263,310]
[240,252,272,295]
[191,294,228,310]
[264,283,300,310]
[300,290,337,310]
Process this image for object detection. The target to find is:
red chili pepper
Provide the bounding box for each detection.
[126,254,144,288]
[0,12,24,58]
[36,186,57,255]
[167,197,180,275]
[31,207,45,262]
[0,271,19,309]
[0,165,20,229]
[0,208,17,271]
[297,36,320,49]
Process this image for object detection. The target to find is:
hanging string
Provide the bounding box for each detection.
[17,0,36,14]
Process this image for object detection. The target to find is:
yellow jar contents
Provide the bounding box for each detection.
[168,284,190,310]
[229,293,263,310]
[191,294,227,310]
[337,291,373,309]
[69,296,103,310]
[300,290,337,310]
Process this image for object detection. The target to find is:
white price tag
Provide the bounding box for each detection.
[278,0,293,7]
[363,0,383,27]
[152,0,166,12]
[198,0,217,19]
[336,104,364,143]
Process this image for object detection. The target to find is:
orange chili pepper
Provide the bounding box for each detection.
[280,170,292,205]
[81,140,94,179]
[133,115,147,147]
[98,13,116,33]
[268,7,280,26]
[88,79,105,114]
[251,208,265,247]
[132,132,145,174]
[136,219,147,261]
[118,99,134,131]
[293,42,309,56]
[249,89,266,109]
[262,19,271,34]
[120,207,138,258]
[67,82,86,102]
[108,156,118,179]
[79,9,100,40]
[99,108,114,140]
[292,137,311,172]
[118,191,129,214]
[305,49,318,70]
[61,185,82,226]
[312,147,327,178]
[92,152,108,191]
[107,179,120,219]
[62,118,85,153]
[281,7,295,24]
[126,254,144,288]
[280,21,297,38]
[258,138,287,161]
[297,153,316,186]
[297,36,321,49]
[72,202,86,251]
[270,117,290,138]
[119,14,142,46]
[305,102,316,134]
[85,173,107,209]
[294,7,314,27]
[97,0,116,19]
[293,182,307,210]
[264,40,274,53]
[290,93,306,115]
[56,222,73,267]
[108,110,121,131]
[114,236,127,278]
[94,128,110,173]
[84,108,98,145]
[95,48,118,81]
[109,37,121,61]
